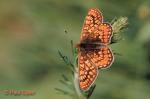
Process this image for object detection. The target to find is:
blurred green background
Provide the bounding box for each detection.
[0,0,150,99]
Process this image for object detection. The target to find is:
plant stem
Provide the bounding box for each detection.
[74,67,87,99]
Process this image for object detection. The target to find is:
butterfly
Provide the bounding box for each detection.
[77,8,114,91]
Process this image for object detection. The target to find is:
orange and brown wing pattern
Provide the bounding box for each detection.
[78,51,98,91]
[98,23,112,44]
[88,47,114,69]
[78,8,114,91]
[81,9,112,45]
[81,8,103,41]
[88,22,112,45]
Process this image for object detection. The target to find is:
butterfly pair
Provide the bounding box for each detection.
[77,8,114,91]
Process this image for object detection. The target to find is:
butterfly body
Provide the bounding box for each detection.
[77,8,114,91]
[78,41,108,50]
[80,43,101,50]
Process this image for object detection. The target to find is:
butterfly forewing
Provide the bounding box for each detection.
[78,50,98,91]
[81,8,103,41]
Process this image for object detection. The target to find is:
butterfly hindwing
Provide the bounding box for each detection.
[87,47,114,69]
[98,23,112,44]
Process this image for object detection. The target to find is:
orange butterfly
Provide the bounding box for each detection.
[77,8,114,91]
